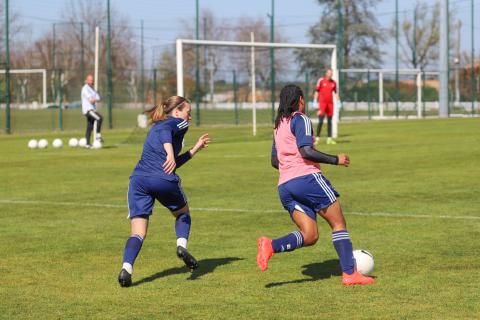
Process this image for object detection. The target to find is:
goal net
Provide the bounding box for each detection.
[0,69,48,133]
[176,38,339,137]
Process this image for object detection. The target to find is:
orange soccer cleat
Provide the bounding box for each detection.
[342,271,375,286]
[256,237,274,271]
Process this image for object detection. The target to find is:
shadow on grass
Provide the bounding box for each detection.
[131,257,243,287]
[265,259,341,288]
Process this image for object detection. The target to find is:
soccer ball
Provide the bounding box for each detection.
[68,138,79,147]
[28,139,38,149]
[353,249,374,275]
[92,140,102,149]
[38,139,48,149]
[78,138,87,147]
[52,138,63,148]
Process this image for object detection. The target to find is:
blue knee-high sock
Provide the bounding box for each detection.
[175,213,191,248]
[332,230,355,275]
[272,231,304,253]
[122,234,143,273]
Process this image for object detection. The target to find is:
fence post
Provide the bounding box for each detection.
[367,70,371,120]
[153,69,157,107]
[58,69,63,131]
[233,70,238,125]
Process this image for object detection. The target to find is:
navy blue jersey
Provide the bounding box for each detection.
[131,117,189,180]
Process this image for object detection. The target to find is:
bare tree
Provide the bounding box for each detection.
[395,1,440,70]
[233,16,288,100]
[180,9,231,103]
[18,0,138,102]
[297,0,384,78]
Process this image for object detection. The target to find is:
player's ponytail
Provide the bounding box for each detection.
[144,96,190,123]
[274,84,304,129]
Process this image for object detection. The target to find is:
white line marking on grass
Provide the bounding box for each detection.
[1,199,479,221]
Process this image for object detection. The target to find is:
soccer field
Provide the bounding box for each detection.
[0,118,479,319]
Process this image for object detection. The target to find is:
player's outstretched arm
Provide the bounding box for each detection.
[298,146,350,167]
[175,134,210,169]
[189,133,210,157]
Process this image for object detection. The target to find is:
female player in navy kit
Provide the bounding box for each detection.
[118,96,210,287]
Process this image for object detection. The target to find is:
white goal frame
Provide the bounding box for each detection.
[0,69,47,107]
[340,68,439,118]
[176,38,338,136]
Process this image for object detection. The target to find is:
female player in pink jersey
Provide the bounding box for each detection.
[256,84,374,286]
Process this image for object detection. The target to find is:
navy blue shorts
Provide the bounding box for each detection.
[127,175,188,218]
[278,172,339,221]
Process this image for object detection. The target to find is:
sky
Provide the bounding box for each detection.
[10,0,480,69]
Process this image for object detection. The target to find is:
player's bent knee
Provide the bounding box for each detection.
[303,231,319,246]
[171,204,189,217]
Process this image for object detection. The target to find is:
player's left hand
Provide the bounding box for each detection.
[190,134,210,156]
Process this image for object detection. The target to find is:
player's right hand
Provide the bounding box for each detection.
[337,154,350,167]
[163,155,176,174]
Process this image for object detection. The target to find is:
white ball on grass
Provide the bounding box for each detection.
[68,138,79,147]
[78,138,87,147]
[28,139,38,149]
[52,138,63,148]
[353,249,375,275]
[38,139,48,149]
[92,140,102,149]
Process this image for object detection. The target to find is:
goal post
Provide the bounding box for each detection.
[0,69,47,107]
[176,38,338,137]
[340,68,439,119]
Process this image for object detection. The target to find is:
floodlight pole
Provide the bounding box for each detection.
[153,69,157,106]
[195,0,200,126]
[141,19,145,109]
[80,22,85,81]
[336,0,344,98]
[4,0,10,134]
[439,0,449,117]
[269,0,275,124]
[395,0,399,118]
[251,32,256,137]
[471,0,476,115]
[106,0,113,129]
[94,26,99,91]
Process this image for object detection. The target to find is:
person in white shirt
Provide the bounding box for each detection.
[81,74,103,147]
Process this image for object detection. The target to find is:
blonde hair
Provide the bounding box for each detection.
[144,96,190,123]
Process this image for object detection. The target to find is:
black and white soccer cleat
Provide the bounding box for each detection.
[118,268,132,287]
[176,246,199,270]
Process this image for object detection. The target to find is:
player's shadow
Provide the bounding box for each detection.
[131,257,243,287]
[265,259,341,288]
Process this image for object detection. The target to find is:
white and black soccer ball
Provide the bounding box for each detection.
[68,138,79,147]
[52,138,63,148]
[38,139,48,149]
[92,140,102,149]
[78,138,87,147]
[28,139,38,149]
[353,249,374,275]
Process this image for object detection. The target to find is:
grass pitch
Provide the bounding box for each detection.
[0,118,479,319]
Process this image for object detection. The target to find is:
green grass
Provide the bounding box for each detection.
[0,119,479,319]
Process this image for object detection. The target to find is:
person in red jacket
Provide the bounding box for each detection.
[314,68,340,145]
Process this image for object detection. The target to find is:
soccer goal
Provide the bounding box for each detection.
[176,37,338,137]
[340,68,440,119]
[0,69,47,108]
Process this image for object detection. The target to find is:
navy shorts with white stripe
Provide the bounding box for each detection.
[278,172,340,221]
